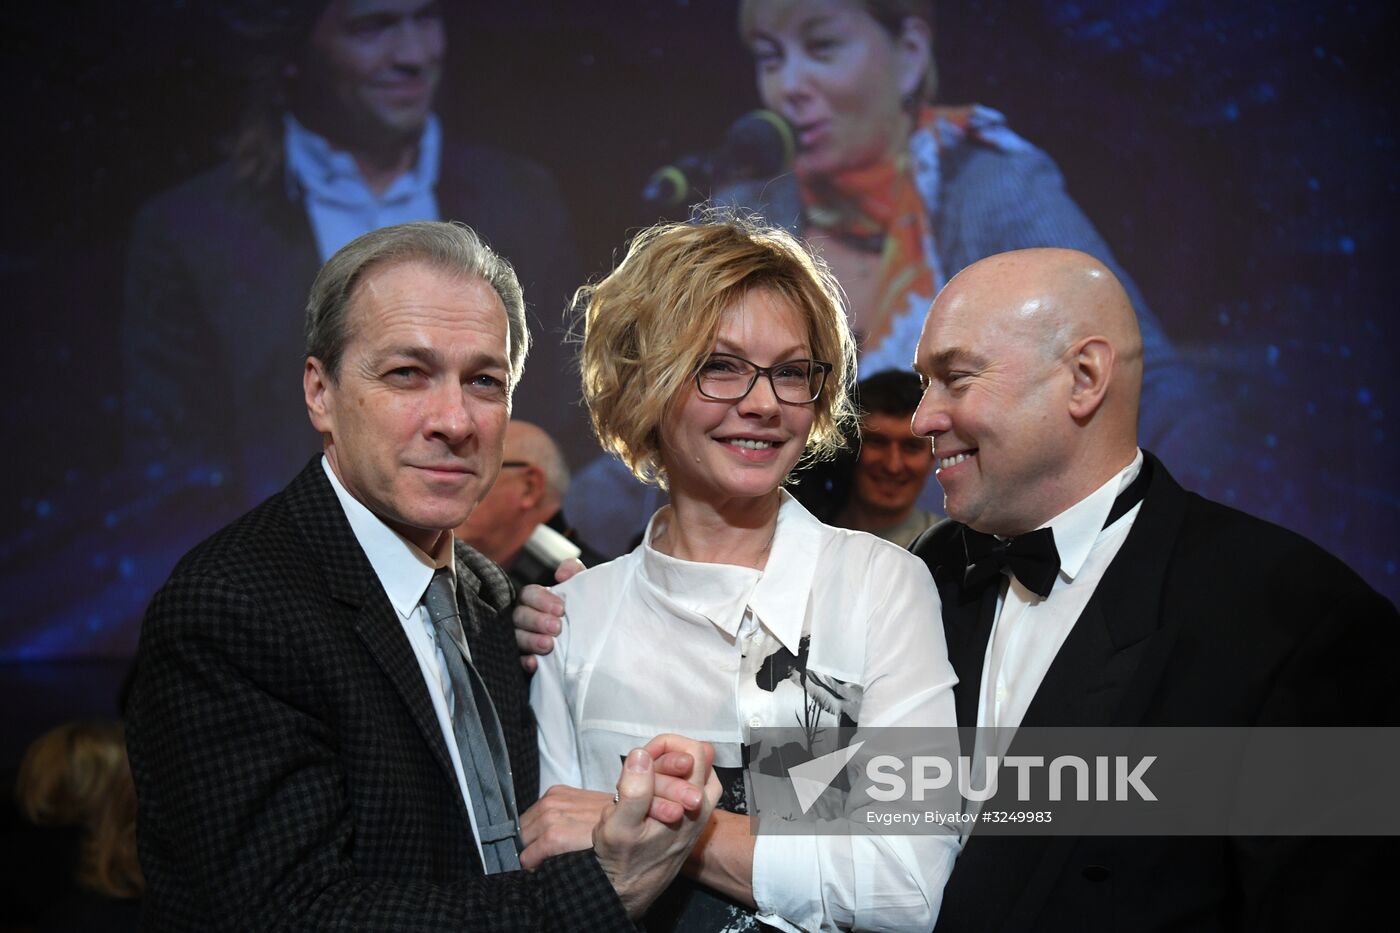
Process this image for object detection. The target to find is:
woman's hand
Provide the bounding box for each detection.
[519,742,711,870]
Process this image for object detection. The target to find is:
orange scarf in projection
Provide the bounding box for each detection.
[797,106,974,349]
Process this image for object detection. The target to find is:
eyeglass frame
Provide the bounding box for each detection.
[693,353,833,405]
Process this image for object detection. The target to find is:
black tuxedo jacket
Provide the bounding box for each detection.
[126,460,632,930]
[912,452,1398,932]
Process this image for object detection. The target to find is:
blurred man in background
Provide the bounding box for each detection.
[456,420,603,591]
[834,370,939,546]
[124,0,578,511]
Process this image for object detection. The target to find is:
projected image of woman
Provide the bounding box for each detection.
[723,0,1201,420]
[565,0,1222,557]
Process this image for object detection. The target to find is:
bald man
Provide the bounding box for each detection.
[910,248,1398,931]
[456,420,603,591]
[511,248,1397,926]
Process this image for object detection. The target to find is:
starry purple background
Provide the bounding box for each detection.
[0,0,1394,699]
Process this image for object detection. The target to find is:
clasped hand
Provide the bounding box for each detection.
[520,733,719,919]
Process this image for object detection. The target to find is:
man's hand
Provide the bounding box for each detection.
[594,735,720,920]
[518,749,705,870]
[513,558,580,672]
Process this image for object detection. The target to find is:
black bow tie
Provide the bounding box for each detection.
[954,455,1154,600]
[961,527,1061,598]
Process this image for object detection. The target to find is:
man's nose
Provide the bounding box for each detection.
[391,17,442,68]
[911,389,949,438]
[878,443,904,473]
[425,381,473,443]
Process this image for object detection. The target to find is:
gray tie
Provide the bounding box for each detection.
[422,568,523,873]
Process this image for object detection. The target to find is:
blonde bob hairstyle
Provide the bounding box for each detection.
[577,213,856,488]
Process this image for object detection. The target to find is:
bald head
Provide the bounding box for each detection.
[912,248,1144,535]
[504,420,570,503]
[946,248,1140,383]
[455,420,570,565]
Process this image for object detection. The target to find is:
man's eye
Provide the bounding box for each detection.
[387,367,424,382]
[469,374,508,394]
[346,15,395,39]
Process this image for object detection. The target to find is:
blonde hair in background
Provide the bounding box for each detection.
[577,210,856,488]
[17,720,144,900]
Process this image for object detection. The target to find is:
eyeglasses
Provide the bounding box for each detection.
[695,353,832,404]
[500,461,531,469]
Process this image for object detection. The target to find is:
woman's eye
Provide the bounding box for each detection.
[774,363,812,380]
[750,41,782,71]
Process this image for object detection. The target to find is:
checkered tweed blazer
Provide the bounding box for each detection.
[127,459,632,930]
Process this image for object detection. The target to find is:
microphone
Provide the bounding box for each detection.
[642,110,794,210]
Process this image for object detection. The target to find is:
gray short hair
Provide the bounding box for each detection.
[304,221,530,386]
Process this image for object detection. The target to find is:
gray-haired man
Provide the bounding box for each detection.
[127,221,715,930]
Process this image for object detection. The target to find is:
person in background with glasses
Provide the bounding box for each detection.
[455,420,605,591]
[518,215,960,932]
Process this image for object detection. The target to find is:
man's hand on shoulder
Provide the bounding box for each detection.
[513,558,581,672]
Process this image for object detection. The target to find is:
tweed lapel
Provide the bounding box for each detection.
[282,459,460,791]
[450,542,519,724]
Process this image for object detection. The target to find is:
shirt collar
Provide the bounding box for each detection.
[321,455,454,619]
[283,112,441,204]
[636,490,819,653]
[1036,448,1144,582]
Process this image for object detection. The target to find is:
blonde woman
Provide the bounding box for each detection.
[522,216,958,932]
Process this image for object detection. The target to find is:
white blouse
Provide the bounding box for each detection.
[531,491,960,932]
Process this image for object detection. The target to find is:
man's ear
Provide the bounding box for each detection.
[305,357,334,436]
[1067,336,1114,422]
[518,464,547,510]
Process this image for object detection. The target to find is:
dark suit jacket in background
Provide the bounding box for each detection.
[912,452,1399,932]
[126,460,631,930]
[503,509,607,592]
[122,141,584,512]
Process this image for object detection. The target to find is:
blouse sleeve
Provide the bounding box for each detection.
[529,593,585,794]
[752,544,961,932]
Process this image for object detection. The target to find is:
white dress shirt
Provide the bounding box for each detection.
[977,450,1145,739]
[532,491,959,932]
[285,114,441,262]
[321,457,487,863]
